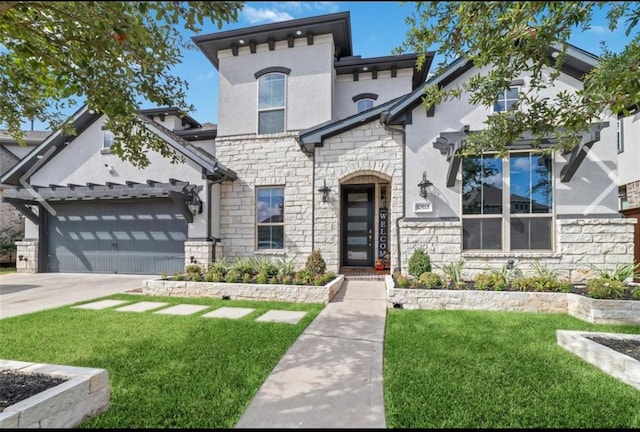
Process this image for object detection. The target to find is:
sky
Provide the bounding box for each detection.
[23,1,636,130]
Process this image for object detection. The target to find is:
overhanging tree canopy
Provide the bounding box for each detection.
[0,1,243,167]
[397,1,640,156]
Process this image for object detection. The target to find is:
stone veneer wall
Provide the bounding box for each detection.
[184,240,213,271]
[15,240,37,273]
[626,180,640,209]
[215,133,313,269]
[399,217,636,283]
[314,121,403,273]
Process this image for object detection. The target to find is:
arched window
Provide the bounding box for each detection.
[353,93,378,113]
[257,73,286,134]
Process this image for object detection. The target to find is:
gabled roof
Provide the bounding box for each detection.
[297,42,601,148]
[0,105,236,185]
[335,53,434,90]
[194,12,353,70]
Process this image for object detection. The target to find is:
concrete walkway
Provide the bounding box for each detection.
[236,279,388,429]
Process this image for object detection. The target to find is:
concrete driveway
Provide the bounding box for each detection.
[0,273,153,319]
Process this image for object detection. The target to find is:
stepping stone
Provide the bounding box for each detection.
[115,301,169,312]
[73,299,129,310]
[202,307,255,320]
[154,304,209,316]
[255,310,307,324]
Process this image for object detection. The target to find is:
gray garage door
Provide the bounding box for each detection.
[46,199,187,274]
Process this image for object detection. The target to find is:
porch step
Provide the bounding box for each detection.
[340,268,389,281]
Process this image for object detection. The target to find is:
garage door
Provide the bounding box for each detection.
[46,199,187,274]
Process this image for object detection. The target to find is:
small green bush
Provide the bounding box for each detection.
[419,272,443,289]
[190,272,202,282]
[473,272,505,290]
[395,274,410,288]
[280,274,294,285]
[204,272,215,282]
[225,270,241,283]
[173,271,184,281]
[633,286,640,300]
[586,277,626,299]
[511,277,534,291]
[185,264,202,275]
[209,258,229,276]
[305,249,327,275]
[242,272,252,283]
[408,248,431,277]
[293,269,314,285]
[255,272,268,284]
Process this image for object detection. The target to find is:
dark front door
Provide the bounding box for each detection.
[341,185,374,267]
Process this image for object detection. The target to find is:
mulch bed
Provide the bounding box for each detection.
[0,370,68,412]
[587,337,640,362]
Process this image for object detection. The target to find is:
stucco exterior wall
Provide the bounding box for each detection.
[404,64,620,220]
[215,133,313,268]
[29,116,211,239]
[333,69,414,120]
[217,34,335,137]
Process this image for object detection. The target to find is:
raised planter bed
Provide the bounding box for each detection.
[557,330,640,390]
[385,276,640,325]
[143,274,345,304]
[0,359,109,428]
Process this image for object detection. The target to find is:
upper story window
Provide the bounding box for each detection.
[493,87,519,113]
[462,152,553,251]
[256,186,284,250]
[356,99,374,113]
[617,118,624,153]
[103,130,115,149]
[258,73,286,134]
[353,93,378,114]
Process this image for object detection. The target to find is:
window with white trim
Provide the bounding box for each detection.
[493,87,519,112]
[617,118,624,153]
[356,98,374,113]
[462,152,553,251]
[103,130,115,148]
[258,73,286,134]
[256,187,284,250]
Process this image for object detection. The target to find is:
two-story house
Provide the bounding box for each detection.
[1,11,635,282]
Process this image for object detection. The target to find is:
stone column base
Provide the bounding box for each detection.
[184,241,213,271]
[15,241,38,273]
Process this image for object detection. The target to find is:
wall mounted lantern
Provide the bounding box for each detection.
[187,192,203,216]
[318,180,331,203]
[418,171,433,199]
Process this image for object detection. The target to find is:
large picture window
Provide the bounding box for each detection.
[256,187,284,250]
[258,73,286,134]
[462,152,553,251]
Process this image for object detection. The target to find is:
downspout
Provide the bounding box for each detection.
[206,179,215,262]
[380,111,406,273]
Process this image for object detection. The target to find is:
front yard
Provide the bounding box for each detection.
[1,293,640,428]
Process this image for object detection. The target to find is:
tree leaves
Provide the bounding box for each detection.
[0,1,243,167]
[398,1,638,155]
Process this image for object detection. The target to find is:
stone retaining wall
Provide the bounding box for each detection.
[0,359,109,428]
[143,274,345,305]
[386,276,640,325]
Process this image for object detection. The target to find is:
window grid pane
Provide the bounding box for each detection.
[256,187,284,250]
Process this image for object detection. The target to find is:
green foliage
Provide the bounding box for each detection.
[209,257,229,276]
[474,271,508,291]
[231,257,255,276]
[586,277,626,299]
[589,263,640,282]
[0,2,243,167]
[173,271,184,281]
[419,272,443,289]
[633,286,640,300]
[512,276,572,293]
[293,269,314,286]
[190,272,202,282]
[249,256,279,278]
[0,225,22,254]
[408,248,432,277]
[531,260,559,279]
[225,270,241,284]
[438,259,465,286]
[305,249,327,275]
[242,272,252,283]
[395,274,410,288]
[397,2,640,157]
[255,272,268,285]
[276,257,298,277]
[185,264,202,275]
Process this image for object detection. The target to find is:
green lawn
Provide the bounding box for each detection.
[384,309,640,428]
[3,295,640,428]
[0,293,323,428]
[0,266,16,275]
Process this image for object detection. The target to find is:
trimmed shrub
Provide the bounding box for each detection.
[173,271,184,281]
[395,274,410,288]
[293,269,314,285]
[408,248,431,277]
[419,272,443,289]
[306,249,327,275]
[185,264,202,275]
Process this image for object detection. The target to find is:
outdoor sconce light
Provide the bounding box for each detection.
[14,209,24,222]
[318,180,331,203]
[418,171,433,199]
[187,192,202,216]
